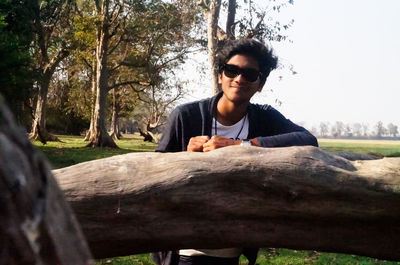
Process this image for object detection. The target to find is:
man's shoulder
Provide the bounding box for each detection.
[250,102,273,112]
[174,96,214,114]
[249,103,287,120]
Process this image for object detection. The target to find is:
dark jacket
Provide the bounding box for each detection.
[157,92,318,152]
[152,92,318,265]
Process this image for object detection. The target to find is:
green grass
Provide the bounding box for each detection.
[96,254,154,265]
[318,138,400,157]
[32,134,157,169]
[94,249,400,265]
[32,136,400,265]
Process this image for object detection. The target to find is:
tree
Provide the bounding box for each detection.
[203,0,221,95]
[319,122,329,137]
[84,0,121,147]
[45,60,91,135]
[310,126,318,137]
[387,123,399,138]
[133,79,185,143]
[352,122,362,137]
[375,121,386,138]
[109,87,122,140]
[0,0,34,126]
[119,0,201,142]
[29,0,74,143]
[331,121,344,138]
[362,122,369,137]
[54,145,400,261]
[70,7,98,140]
[81,0,201,147]
[201,0,295,94]
[344,123,352,137]
[0,95,93,265]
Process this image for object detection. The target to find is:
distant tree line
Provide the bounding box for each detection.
[304,121,400,140]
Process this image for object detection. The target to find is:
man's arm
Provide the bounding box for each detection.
[202,107,317,151]
[254,107,318,147]
[156,108,184,152]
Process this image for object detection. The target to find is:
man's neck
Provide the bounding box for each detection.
[215,95,249,126]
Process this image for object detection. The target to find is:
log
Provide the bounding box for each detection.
[53,146,400,261]
[0,97,93,265]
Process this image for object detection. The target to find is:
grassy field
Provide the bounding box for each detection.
[32,134,157,169]
[318,138,400,157]
[32,135,400,265]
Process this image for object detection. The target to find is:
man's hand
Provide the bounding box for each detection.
[187,136,210,152]
[202,135,241,152]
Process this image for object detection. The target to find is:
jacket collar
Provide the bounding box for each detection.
[207,91,256,139]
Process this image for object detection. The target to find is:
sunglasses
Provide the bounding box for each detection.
[222,64,261,82]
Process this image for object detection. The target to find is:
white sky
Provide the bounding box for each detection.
[183,0,400,129]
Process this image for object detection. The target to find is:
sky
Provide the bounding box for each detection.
[184,0,400,129]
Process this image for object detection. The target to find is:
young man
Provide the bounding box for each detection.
[153,39,318,265]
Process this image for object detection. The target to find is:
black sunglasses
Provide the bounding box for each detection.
[222,64,261,82]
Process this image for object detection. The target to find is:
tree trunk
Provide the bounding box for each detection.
[137,127,158,143]
[207,0,222,95]
[84,58,97,141]
[226,0,236,40]
[29,72,60,143]
[0,96,93,265]
[110,88,121,140]
[87,0,117,148]
[54,146,400,261]
[29,1,69,143]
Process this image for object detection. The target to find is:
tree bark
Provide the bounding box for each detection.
[54,146,400,261]
[29,71,60,143]
[226,0,236,40]
[87,0,117,148]
[207,0,222,95]
[0,96,93,265]
[110,88,121,140]
[29,1,70,143]
[84,58,97,142]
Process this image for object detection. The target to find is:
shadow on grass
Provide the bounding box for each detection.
[37,146,155,169]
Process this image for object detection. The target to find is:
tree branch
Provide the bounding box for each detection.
[53,146,400,261]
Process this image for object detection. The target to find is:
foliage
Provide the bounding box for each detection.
[107,0,202,136]
[388,123,399,137]
[227,0,295,42]
[0,0,34,125]
[64,0,202,141]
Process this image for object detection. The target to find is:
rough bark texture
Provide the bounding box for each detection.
[226,0,236,40]
[207,0,222,95]
[53,146,400,261]
[87,0,117,148]
[84,60,97,142]
[29,0,70,143]
[137,127,154,142]
[0,97,93,265]
[110,88,121,141]
[29,71,61,144]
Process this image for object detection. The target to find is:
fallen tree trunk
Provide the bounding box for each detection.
[0,97,93,265]
[53,146,400,261]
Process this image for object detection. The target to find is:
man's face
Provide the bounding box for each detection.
[218,54,263,105]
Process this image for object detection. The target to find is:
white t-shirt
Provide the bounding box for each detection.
[211,114,249,140]
[179,115,249,258]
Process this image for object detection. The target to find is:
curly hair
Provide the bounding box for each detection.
[217,38,278,83]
